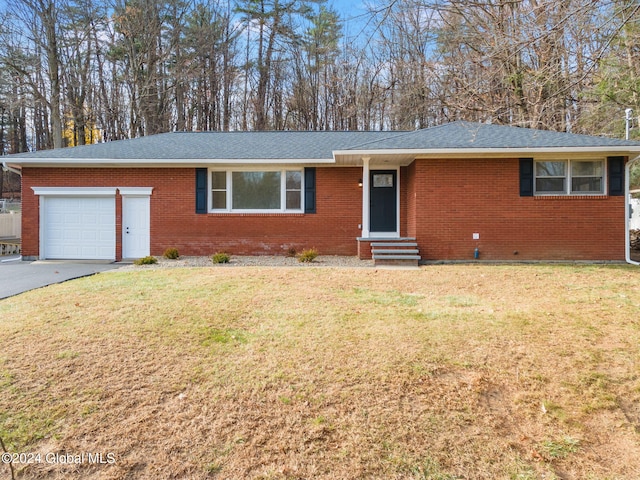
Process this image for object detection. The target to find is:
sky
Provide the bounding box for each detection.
[326,0,381,43]
[0,0,379,43]
[0,0,375,26]
[0,0,372,15]
[329,0,368,19]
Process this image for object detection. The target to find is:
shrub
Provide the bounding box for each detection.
[163,247,180,259]
[211,252,230,264]
[134,255,158,265]
[286,246,297,257]
[297,248,318,263]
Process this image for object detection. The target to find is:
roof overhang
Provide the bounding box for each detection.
[8,146,640,169]
[2,161,22,175]
[333,146,640,166]
[8,157,337,168]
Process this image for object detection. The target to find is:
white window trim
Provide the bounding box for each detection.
[368,166,401,238]
[32,187,117,196]
[534,159,606,196]
[36,191,116,260]
[118,187,154,196]
[208,167,304,213]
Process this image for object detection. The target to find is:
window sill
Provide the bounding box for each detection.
[207,212,306,216]
[534,195,609,200]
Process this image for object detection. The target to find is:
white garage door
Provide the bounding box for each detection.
[43,196,115,260]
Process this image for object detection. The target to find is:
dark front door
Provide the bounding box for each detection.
[370,170,397,233]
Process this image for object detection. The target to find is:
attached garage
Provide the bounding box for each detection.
[33,188,116,260]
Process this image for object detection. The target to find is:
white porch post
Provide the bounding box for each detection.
[361,156,370,238]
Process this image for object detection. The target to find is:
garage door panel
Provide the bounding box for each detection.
[81,231,97,242]
[43,196,115,260]
[48,229,64,240]
[64,229,84,241]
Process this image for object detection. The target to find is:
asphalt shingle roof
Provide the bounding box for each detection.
[343,122,640,150]
[7,122,640,162]
[8,131,396,160]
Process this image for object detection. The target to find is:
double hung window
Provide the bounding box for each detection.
[534,160,604,195]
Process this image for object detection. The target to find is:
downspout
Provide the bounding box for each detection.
[626,155,640,265]
[2,161,22,177]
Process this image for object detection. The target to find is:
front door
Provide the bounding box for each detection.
[370,170,397,235]
[122,195,150,258]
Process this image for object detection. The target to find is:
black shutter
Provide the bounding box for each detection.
[519,158,534,197]
[195,168,208,213]
[608,156,625,196]
[304,167,316,214]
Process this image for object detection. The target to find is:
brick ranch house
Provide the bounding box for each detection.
[5,121,640,264]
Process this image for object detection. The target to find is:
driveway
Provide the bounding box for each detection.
[0,256,124,300]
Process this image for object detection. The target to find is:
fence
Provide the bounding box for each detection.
[0,212,21,238]
[631,198,640,231]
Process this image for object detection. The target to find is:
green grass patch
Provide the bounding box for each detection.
[0,410,58,451]
[539,436,580,459]
[444,295,479,307]
[199,327,249,346]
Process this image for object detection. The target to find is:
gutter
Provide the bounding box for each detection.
[626,155,640,265]
[2,161,21,176]
[333,146,640,158]
[3,157,336,167]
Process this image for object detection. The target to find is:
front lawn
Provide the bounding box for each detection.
[1,264,639,479]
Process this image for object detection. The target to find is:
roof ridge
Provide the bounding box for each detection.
[170,129,407,134]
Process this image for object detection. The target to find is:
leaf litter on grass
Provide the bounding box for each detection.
[0,264,640,479]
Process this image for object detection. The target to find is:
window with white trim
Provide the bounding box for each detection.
[534,159,605,195]
[285,171,302,209]
[210,169,303,212]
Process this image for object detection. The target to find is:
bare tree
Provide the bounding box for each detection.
[1,0,64,148]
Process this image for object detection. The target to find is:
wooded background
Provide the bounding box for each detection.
[0,0,638,152]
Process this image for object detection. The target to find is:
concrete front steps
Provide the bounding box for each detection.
[371,240,420,267]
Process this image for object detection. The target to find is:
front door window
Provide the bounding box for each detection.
[370,170,397,233]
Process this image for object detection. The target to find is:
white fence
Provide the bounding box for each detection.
[0,212,21,238]
[631,198,640,230]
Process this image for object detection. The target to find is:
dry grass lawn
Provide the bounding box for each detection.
[1,264,640,479]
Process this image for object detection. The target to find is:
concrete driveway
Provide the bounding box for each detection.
[0,256,124,300]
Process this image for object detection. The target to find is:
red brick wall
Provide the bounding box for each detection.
[21,167,363,259]
[21,160,627,261]
[409,158,627,261]
[399,166,409,237]
[406,161,417,239]
[20,174,38,259]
